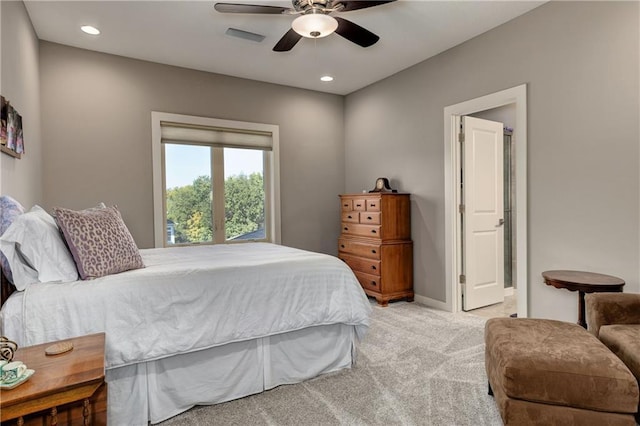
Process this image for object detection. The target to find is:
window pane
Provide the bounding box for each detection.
[224,148,266,241]
[164,143,213,245]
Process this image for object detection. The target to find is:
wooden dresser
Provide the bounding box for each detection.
[0,333,107,425]
[338,193,413,306]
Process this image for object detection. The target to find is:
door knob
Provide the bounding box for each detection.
[496,218,505,227]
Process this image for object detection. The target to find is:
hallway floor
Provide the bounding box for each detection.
[467,294,517,319]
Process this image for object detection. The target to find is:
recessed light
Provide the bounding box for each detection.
[81,25,100,35]
[320,75,334,82]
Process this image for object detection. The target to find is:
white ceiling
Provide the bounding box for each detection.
[24,1,545,95]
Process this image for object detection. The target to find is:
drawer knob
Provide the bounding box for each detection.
[367,216,372,220]
[343,204,349,207]
[348,215,352,219]
[341,244,345,248]
[371,281,377,286]
[372,249,376,254]
[371,265,377,270]
[356,204,362,207]
[371,204,376,207]
[344,227,348,231]
[371,229,377,234]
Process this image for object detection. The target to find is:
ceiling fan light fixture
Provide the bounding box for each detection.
[292,14,338,38]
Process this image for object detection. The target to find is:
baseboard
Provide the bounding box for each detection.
[413,294,451,312]
[414,291,512,313]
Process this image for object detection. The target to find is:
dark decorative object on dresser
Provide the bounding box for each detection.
[339,193,413,306]
[369,177,397,193]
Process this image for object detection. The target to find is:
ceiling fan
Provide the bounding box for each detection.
[214,0,397,52]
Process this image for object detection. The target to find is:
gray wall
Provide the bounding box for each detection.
[1,1,42,208]
[344,1,639,320]
[39,42,345,252]
[470,104,516,130]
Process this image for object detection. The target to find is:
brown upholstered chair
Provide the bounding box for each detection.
[586,293,640,421]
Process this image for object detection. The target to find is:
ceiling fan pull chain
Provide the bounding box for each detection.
[313,37,318,69]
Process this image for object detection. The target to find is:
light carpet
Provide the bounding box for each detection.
[160,301,502,425]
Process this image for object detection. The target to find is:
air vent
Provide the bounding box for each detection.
[225,28,265,43]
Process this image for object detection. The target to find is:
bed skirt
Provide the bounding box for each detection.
[106,323,357,425]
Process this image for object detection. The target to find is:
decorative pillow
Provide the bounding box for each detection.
[54,205,145,280]
[0,196,25,283]
[0,205,79,290]
[50,202,106,220]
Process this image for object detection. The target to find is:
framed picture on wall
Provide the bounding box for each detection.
[6,105,16,151]
[16,114,24,154]
[0,96,24,159]
[0,96,7,146]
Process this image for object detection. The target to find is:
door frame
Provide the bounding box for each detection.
[443,84,528,317]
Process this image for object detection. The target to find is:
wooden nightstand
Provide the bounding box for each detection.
[0,333,107,425]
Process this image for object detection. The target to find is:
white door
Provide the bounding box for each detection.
[461,116,504,311]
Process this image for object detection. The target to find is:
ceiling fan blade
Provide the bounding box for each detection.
[214,3,290,14]
[334,17,379,48]
[273,28,303,52]
[334,1,396,12]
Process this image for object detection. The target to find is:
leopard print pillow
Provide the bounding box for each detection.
[53,205,144,280]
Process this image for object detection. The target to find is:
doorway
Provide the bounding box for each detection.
[443,84,528,318]
[465,108,517,314]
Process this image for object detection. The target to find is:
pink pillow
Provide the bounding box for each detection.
[53,206,144,280]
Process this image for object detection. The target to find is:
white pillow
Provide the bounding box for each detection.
[0,205,79,290]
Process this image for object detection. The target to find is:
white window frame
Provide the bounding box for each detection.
[151,111,281,248]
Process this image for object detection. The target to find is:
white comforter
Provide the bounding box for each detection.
[11,243,371,369]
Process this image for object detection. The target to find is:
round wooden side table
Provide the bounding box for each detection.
[542,270,625,329]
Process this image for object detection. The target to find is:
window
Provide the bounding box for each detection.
[152,112,281,248]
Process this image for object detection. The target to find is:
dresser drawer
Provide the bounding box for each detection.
[360,211,381,225]
[353,271,382,292]
[352,199,366,211]
[341,211,359,223]
[341,200,352,211]
[341,223,382,238]
[338,238,381,259]
[366,198,381,212]
[339,253,381,275]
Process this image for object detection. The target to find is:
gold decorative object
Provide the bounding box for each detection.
[0,336,18,361]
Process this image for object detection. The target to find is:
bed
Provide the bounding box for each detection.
[0,200,371,425]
